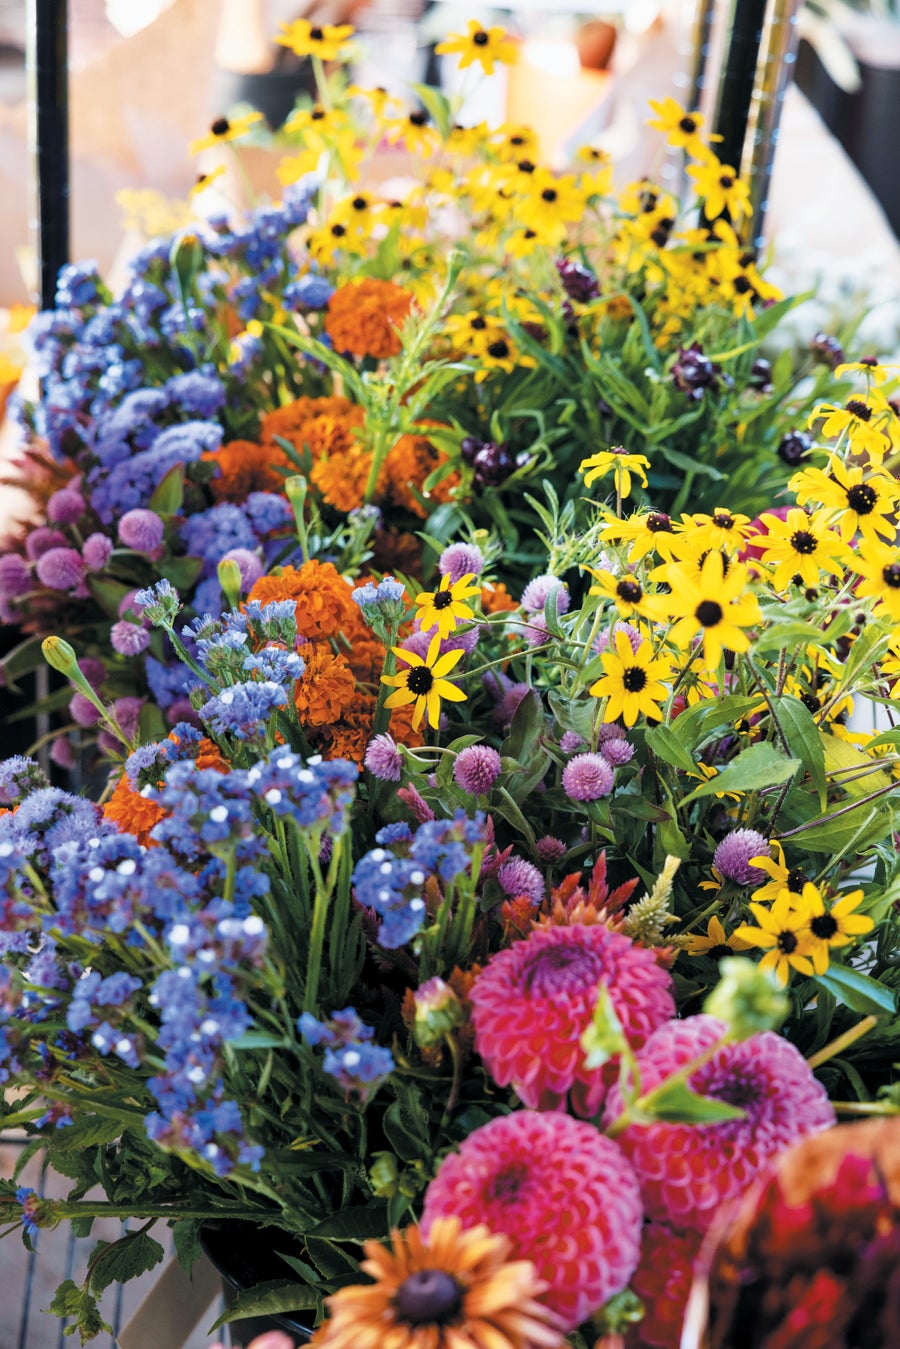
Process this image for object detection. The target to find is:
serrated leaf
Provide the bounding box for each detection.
[86,1230,165,1296]
[640,1077,747,1126]
[52,1115,125,1152]
[773,697,827,809]
[46,1280,112,1343]
[815,965,897,1016]
[173,1220,203,1278]
[678,742,799,807]
[753,620,837,653]
[208,1280,319,1331]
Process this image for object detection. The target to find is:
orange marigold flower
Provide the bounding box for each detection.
[103,774,166,847]
[293,642,356,725]
[262,396,364,461]
[383,432,460,518]
[203,439,293,502]
[308,1215,565,1349]
[481,581,518,614]
[247,560,359,641]
[195,737,229,773]
[324,278,415,359]
[310,443,377,513]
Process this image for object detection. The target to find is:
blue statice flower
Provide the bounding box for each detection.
[55,260,102,308]
[50,834,202,939]
[409,811,489,885]
[165,910,267,967]
[89,387,170,465]
[299,1008,393,1103]
[90,419,222,521]
[284,273,335,310]
[2,789,102,866]
[352,576,406,610]
[89,1022,140,1069]
[67,971,142,1051]
[149,763,265,862]
[134,579,181,626]
[0,756,49,805]
[351,846,428,948]
[159,302,206,340]
[242,599,298,645]
[376,822,414,847]
[198,681,289,741]
[242,647,306,684]
[248,749,358,834]
[146,655,193,710]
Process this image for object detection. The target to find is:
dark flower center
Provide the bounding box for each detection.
[733,275,753,294]
[330,223,347,237]
[432,591,453,610]
[800,692,821,714]
[787,867,808,892]
[647,512,672,532]
[473,29,489,45]
[617,579,643,603]
[623,667,647,693]
[524,229,537,239]
[811,913,838,940]
[777,930,798,954]
[309,26,324,40]
[510,135,525,146]
[713,512,735,529]
[846,399,872,421]
[882,564,900,589]
[679,115,697,133]
[395,1271,463,1326]
[790,529,818,555]
[695,599,723,627]
[409,110,428,126]
[470,315,487,330]
[311,107,326,120]
[847,483,876,514]
[487,339,510,359]
[407,667,435,695]
[210,117,230,136]
[352,196,368,211]
[719,174,734,188]
[860,354,878,365]
[707,943,732,960]
[486,1161,530,1203]
[698,548,730,576]
[541,188,558,203]
[517,159,536,174]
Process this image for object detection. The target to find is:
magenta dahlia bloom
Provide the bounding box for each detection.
[601,1014,835,1234]
[35,547,85,591]
[453,745,501,795]
[714,828,771,885]
[118,509,164,555]
[629,1222,702,1349]
[470,922,674,1116]
[439,542,484,583]
[421,1110,643,1329]
[562,752,614,801]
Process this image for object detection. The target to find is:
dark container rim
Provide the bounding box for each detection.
[200,1219,314,1344]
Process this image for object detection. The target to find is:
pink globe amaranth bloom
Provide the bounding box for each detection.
[497,856,544,903]
[70,691,101,728]
[364,732,403,782]
[47,487,86,525]
[536,834,567,864]
[421,1110,643,1330]
[601,1014,836,1234]
[601,737,635,767]
[453,744,501,795]
[222,548,263,592]
[438,542,484,583]
[470,922,674,1117]
[50,736,76,770]
[627,1222,702,1349]
[0,553,31,599]
[713,828,771,885]
[82,533,113,573]
[559,730,584,754]
[118,509,165,555]
[110,620,151,657]
[562,752,615,801]
[24,527,66,561]
[79,657,106,689]
[595,621,642,656]
[520,573,570,616]
[35,547,85,591]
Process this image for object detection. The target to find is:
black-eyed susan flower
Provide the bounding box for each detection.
[518,171,588,239]
[647,97,713,158]
[276,18,355,61]
[435,20,518,75]
[189,166,225,201]
[580,448,650,501]
[851,543,900,622]
[753,507,848,590]
[683,915,752,958]
[676,508,754,555]
[188,111,263,156]
[809,395,890,462]
[734,890,816,986]
[802,884,874,975]
[750,840,811,905]
[382,635,466,730]
[790,456,898,545]
[385,108,439,157]
[653,550,760,671]
[416,573,481,640]
[687,155,751,221]
[586,567,655,621]
[834,356,894,385]
[600,509,680,563]
[589,629,671,727]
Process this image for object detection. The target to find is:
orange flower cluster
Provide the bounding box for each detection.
[323,277,414,359]
[203,438,294,503]
[103,774,167,847]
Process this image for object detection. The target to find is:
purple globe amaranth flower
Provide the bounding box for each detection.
[600,737,635,767]
[453,745,501,796]
[25,528,67,561]
[536,834,568,864]
[562,753,615,802]
[595,621,642,656]
[672,342,721,401]
[560,731,585,754]
[50,736,76,770]
[497,856,545,904]
[82,533,113,572]
[439,542,484,584]
[364,733,403,782]
[555,256,599,303]
[118,508,165,555]
[110,620,151,657]
[35,547,85,591]
[221,548,263,593]
[0,554,31,599]
[714,828,772,885]
[520,573,570,616]
[46,487,86,525]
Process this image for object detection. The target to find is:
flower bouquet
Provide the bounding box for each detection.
[0,16,899,1349]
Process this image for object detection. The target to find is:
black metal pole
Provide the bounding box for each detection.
[28,0,70,311]
[712,0,769,171]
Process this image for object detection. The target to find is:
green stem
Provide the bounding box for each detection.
[806,1015,878,1070]
[777,781,898,839]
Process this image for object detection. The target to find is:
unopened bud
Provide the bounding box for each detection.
[412,977,464,1048]
[217,558,243,611]
[704,956,789,1039]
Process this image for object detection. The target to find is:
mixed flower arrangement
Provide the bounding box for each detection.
[0,16,898,1349]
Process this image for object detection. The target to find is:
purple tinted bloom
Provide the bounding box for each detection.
[24,527,67,561]
[134,579,180,625]
[713,829,771,885]
[556,256,599,303]
[520,573,570,615]
[600,737,635,767]
[82,533,113,572]
[35,547,84,591]
[322,1041,394,1102]
[165,370,226,418]
[199,682,288,740]
[536,835,567,863]
[0,757,48,806]
[364,733,403,782]
[560,731,584,754]
[672,342,721,401]
[453,745,501,795]
[284,273,335,309]
[562,753,615,801]
[118,509,164,554]
[69,692,102,728]
[221,548,263,592]
[0,554,31,599]
[46,487,85,524]
[50,737,76,770]
[439,542,484,584]
[497,856,545,904]
[110,621,150,657]
[352,847,427,948]
[595,622,643,656]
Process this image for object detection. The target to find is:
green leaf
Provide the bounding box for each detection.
[51,1115,125,1152]
[753,620,838,654]
[646,725,697,775]
[309,1203,389,1240]
[815,965,897,1017]
[46,1280,112,1343]
[172,1220,203,1278]
[409,81,454,140]
[639,1077,747,1126]
[86,576,135,620]
[161,555,204,589]
[208,1281,319,1331]
[772,697,827,810]
[149,464,184,516]
[0,633,46,692]
[678,742,799,807]
[87,1230,165,1296]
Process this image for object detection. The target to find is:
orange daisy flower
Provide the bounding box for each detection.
[324,278,415,359]
[103,774,166,847]
[308,1216,565,1349]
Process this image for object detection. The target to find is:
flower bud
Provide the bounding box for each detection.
[412,977,464,1048]
[368,1151,399,1198]
[217,558,243,611]
[704,956,789,1040]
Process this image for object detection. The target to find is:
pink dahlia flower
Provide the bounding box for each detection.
[470,922,674,1117]
[602,1014,835,1234]
[627,1222,702,1349]
[421,1110,643,1330]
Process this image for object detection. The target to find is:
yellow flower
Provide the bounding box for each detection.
[687,155,751,221]
[671,509,754,560]
[382,635,466,730]
[586,568,655,621]
[275,19,355,61]
[851,542,900,623]
[518,171,587,238]
[600,509,680,564]
[753,507,848,591]
[790,456,898,545]
[188,111,263,156]
[834,357,894,385]
[803,884,874,975]
[647,97,713,158]
[684,915,752,957]
[589,630,672,727]
[809,396,890,463]
[733,890,816,986]
[189,166,226,200]
[384,109,440,157]
[749,840,811,905]
[435,20,518,75]
[415,574,481,640]
[580,448,650,501]
[654,550,761,672]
